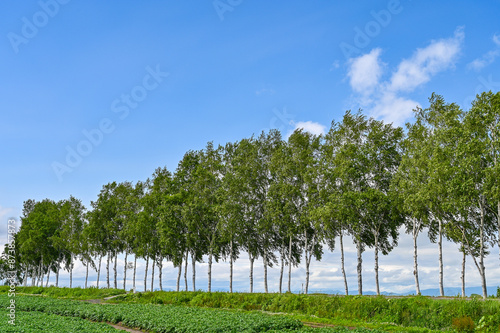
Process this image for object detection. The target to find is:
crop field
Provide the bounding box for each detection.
[1,288,500,332]
[0,294,386,333]
[0,305,120,332]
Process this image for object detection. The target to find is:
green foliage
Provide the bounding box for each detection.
[475,315,500,333]
[0,286,126,300]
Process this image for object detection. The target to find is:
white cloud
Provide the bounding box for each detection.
[389,27,464,92]
[0,206,15,245]
[467,33,500,71]
[330,60,340,71]
[0,206,11,221]
[372,92,420,125]
[494,33,500,47]
[289,121,326,137]
[347,48,384,95]
[345,27,464,126]
[255,88,275,96]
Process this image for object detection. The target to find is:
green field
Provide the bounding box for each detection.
[0,306,120,332]
[1,287,499,332]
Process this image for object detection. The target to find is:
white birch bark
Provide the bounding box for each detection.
[97,255,102,288]
[113,253,118,289]
[356,239,362,295]
[144,256,149,292]
[159,258,163,291]
[85,261,89,289]
[106,251,110,289]
[438,219,444,297]
[340,232,348,295]
[249,253,254,293]
[412,219,421,295]
[265,253,270,293]
[123,252,128,290]
[374,233,380,296]
[176,262,182,292]
[191,252,196,291]
[133,255,137,292]
[150,256,155,292]
[229,239,233,293]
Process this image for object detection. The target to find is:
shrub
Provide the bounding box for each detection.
[451,316,474,332]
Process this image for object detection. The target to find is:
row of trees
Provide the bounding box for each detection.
[3,91,499,299]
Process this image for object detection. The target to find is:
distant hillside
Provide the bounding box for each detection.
[306,286,499,297]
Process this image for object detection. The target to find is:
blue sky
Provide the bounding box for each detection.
[1,1,499,293]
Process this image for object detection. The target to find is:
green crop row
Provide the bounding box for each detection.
[0,285,126,300]
[0,306,120,332]
[3,295,305,332]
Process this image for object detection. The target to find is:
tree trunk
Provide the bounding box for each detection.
[356,238,363,295]
[263,253,268,293]
[304,231,310,295]
[461,241,466,298]
[69,254,74,288]
[23,267,28,287]
[412,219,421,295]
[159,257,163,291]
[208,251,213,292]
[279,247,284,294]
[45,270,50,287]
[151,256,155,292]
[479,198,487,299]
[249,253,254,293]
[107,251,111,289]
[498,200,500,266]
[288,235,292,293]
[176,262,182,292]
[97,255,102,288]
[229,239,233,293]
[133,255,137,292]
[123,252,128,291]
[438,219,444,297]
[463,229,486,300]
[37,262,43,287]
[144,256,149,292]
[191,252,196,291]
[56,265,60,288]
[184,250,188,291]
[340,232,348,295]
[305,255,311,295]
[114,253,118,289]
[85,261,89,289]
[374,233,380,296]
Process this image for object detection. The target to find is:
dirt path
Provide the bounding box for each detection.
[84,293,128,304]
[107,322,148,333]
[303,321,351,329]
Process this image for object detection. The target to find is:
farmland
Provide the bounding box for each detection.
[1,287,500,332]
[0,293,382,332]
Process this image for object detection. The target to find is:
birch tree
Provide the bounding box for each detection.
[392,110,432,295]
